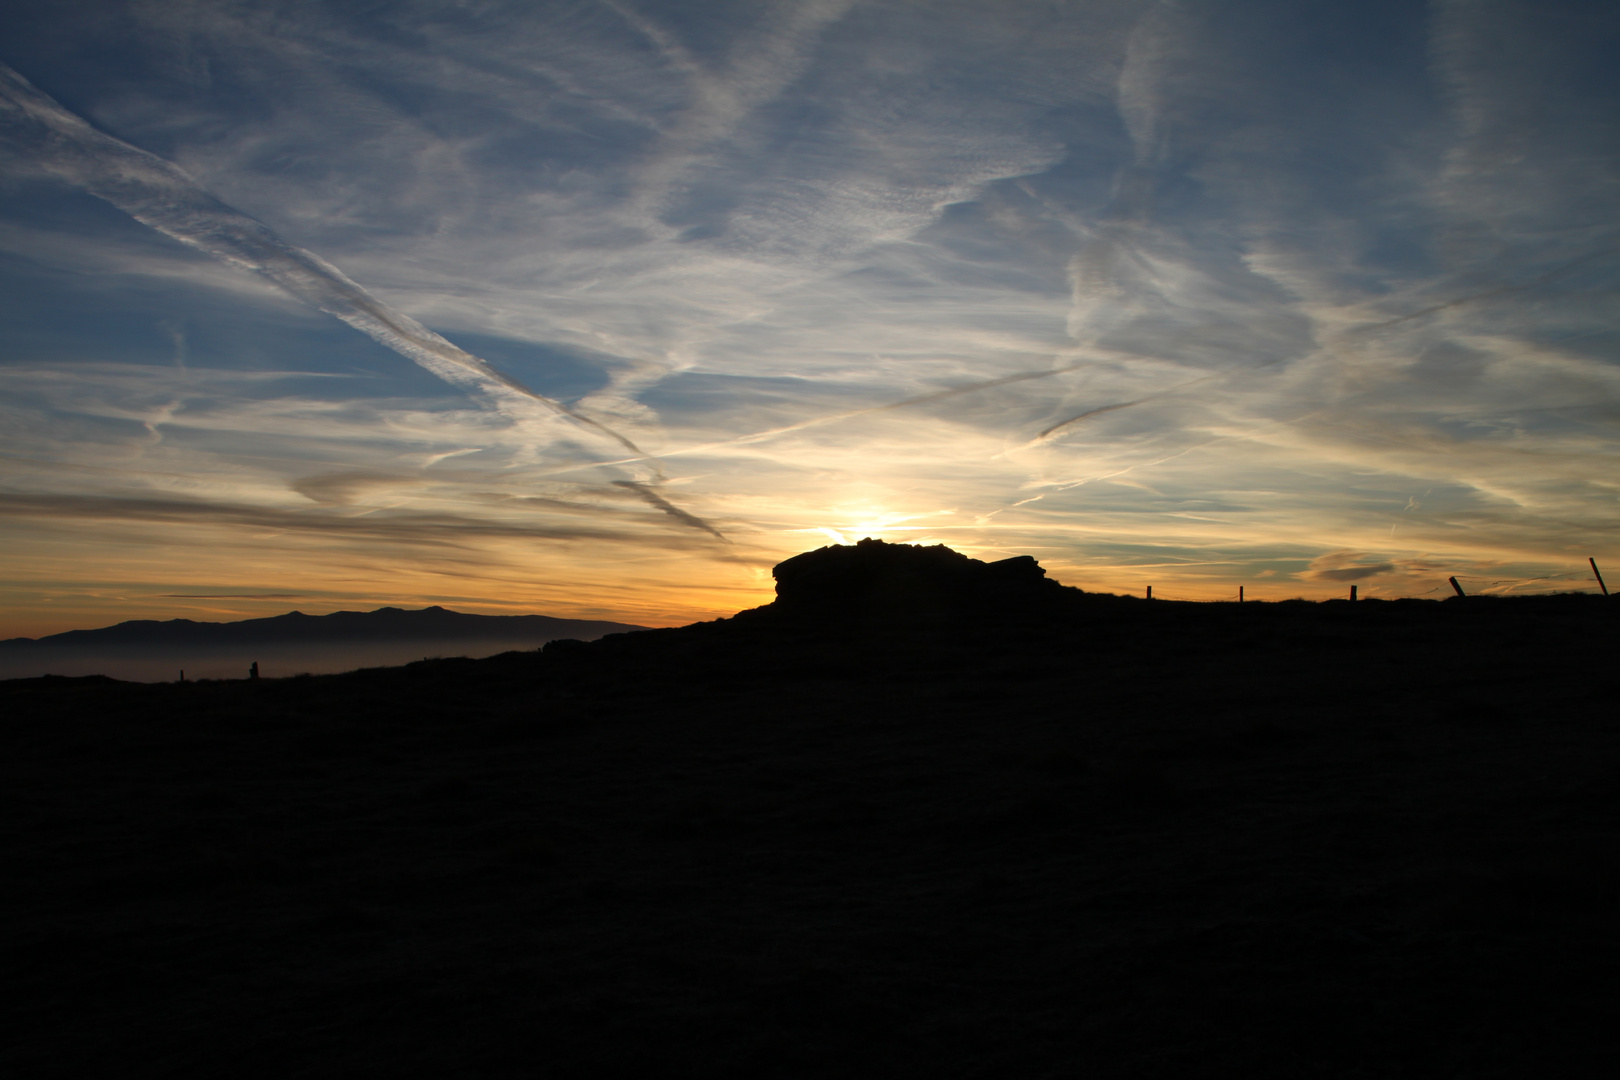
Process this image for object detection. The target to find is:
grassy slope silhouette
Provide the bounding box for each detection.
[4,540,1618,1077]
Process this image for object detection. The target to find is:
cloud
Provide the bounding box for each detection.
[0,489,707,548]
[290,471,415,506]
[0,61,658,464]
[159,593,305,599]
[2,0,1618,632]
[1301,550,1459,586]
[1307,562,1396,583]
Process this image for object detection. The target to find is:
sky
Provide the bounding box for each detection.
[2,0,1618,638]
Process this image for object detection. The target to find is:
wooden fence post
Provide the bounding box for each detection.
[1146,585,1153,600]
[1239,585,1244,603]
[1592,558,1609,597]
[1449,576,1465,597]
[1350,585,1358,602]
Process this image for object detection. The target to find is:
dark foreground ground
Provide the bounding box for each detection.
[4,586,1618,1077]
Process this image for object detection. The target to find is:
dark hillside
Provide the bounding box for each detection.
[4,541,1618,1077]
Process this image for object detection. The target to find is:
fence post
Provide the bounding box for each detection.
[1592,558,1609,597]
[1350,585,1357,602]
[1239,585,1244,603]
[1449,576,1465,597]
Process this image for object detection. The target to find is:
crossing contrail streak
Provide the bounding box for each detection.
[1033,399,1143,440]
[0,62,654,462]
[1024,373,1222,447]
[553,359,1106,475]
[1353,248,1614,333]
[0,62,731,539]
[612,481,730,541]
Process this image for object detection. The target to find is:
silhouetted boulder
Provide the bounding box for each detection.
[768,538,1065,621]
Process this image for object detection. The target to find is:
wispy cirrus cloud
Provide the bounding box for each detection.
[0,0,1616,637]
[0,61,662,462]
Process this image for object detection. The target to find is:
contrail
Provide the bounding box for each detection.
[511,360,1103,478]
[1025,373,1221,447]
[1353,248,1614,332]
[612,481,729,541]
[1033,399,1143,440]
[523,355,1178,478]
[0,61,733,541]
[659,360,1100,455]
[0,62,652,462]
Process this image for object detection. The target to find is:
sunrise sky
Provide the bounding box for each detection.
[2,0,1617,638]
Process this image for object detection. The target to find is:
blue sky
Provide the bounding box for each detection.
[2,0,1617,635]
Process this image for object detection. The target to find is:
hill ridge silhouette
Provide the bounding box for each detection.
[1,605,645,648]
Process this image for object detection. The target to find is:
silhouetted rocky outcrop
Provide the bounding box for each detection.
[762,538,1067,622]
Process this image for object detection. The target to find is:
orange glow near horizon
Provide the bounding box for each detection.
[3,503,1608,640]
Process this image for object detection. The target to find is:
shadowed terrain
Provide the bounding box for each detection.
[4,541,1618,1077]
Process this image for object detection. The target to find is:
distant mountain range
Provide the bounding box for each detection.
[2,606,644,648]
[0,606,647,681]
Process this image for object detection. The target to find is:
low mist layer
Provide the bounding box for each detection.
[0,639,565,683]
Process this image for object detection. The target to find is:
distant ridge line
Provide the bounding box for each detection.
[1,606,648,648]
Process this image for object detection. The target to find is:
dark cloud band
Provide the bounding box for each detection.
[0,490,714,550]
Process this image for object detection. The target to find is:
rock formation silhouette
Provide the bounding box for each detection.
[769,538,1061,620]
